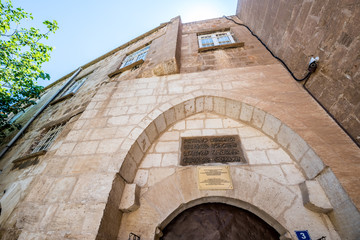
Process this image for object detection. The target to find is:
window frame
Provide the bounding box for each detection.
[108,44,151,78]
[31,122,66,153]
[50,75,88,105]
[197,30,244,52]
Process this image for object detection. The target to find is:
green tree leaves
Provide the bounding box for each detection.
[0,0,58,136]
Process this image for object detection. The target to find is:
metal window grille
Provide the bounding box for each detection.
[198,31,235,48]
[60,76,87,97]
[121,46,150,69]
[32,122,66,153]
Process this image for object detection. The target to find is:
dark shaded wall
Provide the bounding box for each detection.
[236,0,360,146]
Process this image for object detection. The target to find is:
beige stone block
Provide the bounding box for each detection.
[127,104,148,114]
[80,109,98,119]
[108,107,128,116]
[145,122,158,143]
[223,118,243,128]
[134,169,149,187]
[140,154,162,168]
[202,129,217,136]
[195,97,204,113]
[55,142,76,156]
[186,119,204,129]
[135,88,153,96]
[216,128,238,135]
[45,177,77,203]
[239,103,254,122]
[0,183,21,224]
[72,141,99,155]
[205,119,223,128]
[162,153,178,166]
[226,99,241,119]
[119,184,140,213]
[247,150,270,164]
[252,174,296,218]
[107,116,129,126]
[174,103,185,121]
[164,108,176,126]
[81,203,106,235]
[136,131,151,153]
[266,148,293,164]
[129,142,144,165]
[238,126,262,137]
[65,130,87,142]
[262,114,281,138]
[251,165,288,185]
[128,127,143,140]
[231,168,261,203]
[138,96,157,104]
[251,108,266,128]
[154,114,167,134]
[143,173,183,218]
[159,131,179,141]
[281,164,305,184]
[276,124,295,148]
[213,97,226,115]
[172,121,185,130]
[120,155,138,183]
[184,99,195,117]
[180,129,202,137]
[204,96,213,112]
[168,82,183,94]
[155,141,179,153]
[300,180,332,213]
[288,133,309,161]
[97,138,123,153]
[241,136,278,150]
[147,168,175,186]
[70,174,114,203]
[48,203,86,233]
[300,148,325,179]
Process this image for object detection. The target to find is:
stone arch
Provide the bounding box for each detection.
[97,95,350,240]
[119,95,325,184]
[117,167,337,240]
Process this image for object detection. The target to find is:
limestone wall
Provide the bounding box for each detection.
[236,0,360,146]
[0,15,359,240]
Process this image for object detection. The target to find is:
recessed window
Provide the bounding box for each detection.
[198,31,235,48]
[120,45,150,69]
[32,122,66,153]
[60,76,87,98]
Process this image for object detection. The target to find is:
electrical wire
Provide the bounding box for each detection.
[223,16,313,82]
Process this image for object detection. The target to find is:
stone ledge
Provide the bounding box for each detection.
[108,59,144,78]
[198,42,245,52]
[119,183,140,213]
[299,180,332,213]
[49,92,74,105]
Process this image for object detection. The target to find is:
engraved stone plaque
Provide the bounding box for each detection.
[180,135,246,166]
[198,166,233,190]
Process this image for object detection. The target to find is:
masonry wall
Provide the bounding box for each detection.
[0,15,359,240]
[236,0,360,146]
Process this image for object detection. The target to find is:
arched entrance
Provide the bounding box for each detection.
[160,203,280,240]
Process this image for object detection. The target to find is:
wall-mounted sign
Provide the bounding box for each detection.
[295,230,311,240]
[198,166,233,190]
[181,135,246,166]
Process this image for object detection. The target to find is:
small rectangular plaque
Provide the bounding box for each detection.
[181,135,246,166]
[198,166,233,190]
[295,231,312,240]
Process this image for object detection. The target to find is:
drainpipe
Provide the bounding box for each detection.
[0,67,82,159]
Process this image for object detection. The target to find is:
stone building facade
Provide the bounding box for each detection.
[0,8,359,240]
[236,0,360,146]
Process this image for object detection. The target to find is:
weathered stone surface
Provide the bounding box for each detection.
[119,184,140,213]
[300,180,333,213]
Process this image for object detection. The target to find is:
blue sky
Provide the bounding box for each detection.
[10,0,238,86]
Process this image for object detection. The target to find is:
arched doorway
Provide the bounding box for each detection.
[160,203,280,240]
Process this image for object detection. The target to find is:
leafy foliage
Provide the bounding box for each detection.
[0,0,58,136]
